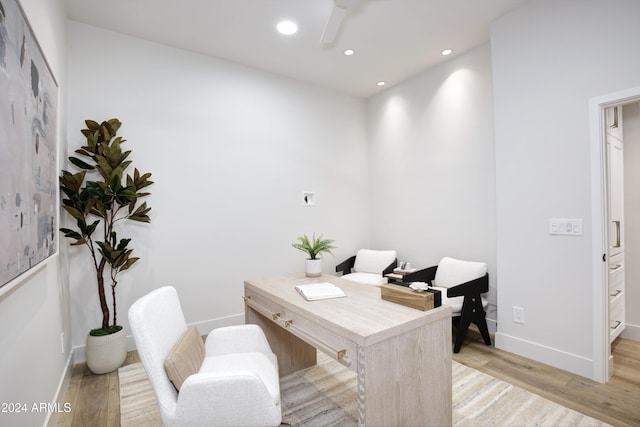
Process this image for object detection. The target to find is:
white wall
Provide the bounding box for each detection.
[367,43,497,323]
[0,0,70,426]
[492,0,640,378]
[6,6,637,420]
[66,22,370,359]
[623,102,640,340]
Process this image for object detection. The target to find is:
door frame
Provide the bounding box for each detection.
[589,86,640,383]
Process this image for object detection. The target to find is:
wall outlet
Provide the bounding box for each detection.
[513,306,525,324]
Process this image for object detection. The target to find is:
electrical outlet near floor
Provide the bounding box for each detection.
[513,306,525,324]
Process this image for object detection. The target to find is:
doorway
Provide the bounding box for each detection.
[590,86,640,383]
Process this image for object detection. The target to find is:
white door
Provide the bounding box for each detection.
[605,106,625,356]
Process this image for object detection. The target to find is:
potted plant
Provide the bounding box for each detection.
[292,233,336,277]
[60,118,153,374]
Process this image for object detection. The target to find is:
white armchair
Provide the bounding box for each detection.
[409,257,492,353]
[335,249,397,286]
[128,286,282,427]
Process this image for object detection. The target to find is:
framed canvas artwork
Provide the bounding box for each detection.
[0,0,58,288]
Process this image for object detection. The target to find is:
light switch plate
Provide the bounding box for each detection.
[549,218,582,236]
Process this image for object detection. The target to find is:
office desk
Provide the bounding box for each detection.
[244,274,452,427]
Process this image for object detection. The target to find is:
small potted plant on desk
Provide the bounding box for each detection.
[60,118,153,374]
[292,233,336,277]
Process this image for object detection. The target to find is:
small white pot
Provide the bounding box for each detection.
[86,327,127,374]
[305,258,322,277]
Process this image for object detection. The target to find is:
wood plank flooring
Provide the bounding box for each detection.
[454,331,640,427]
[57,330,640,426]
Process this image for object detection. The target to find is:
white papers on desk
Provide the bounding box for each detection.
[295,282,346,301]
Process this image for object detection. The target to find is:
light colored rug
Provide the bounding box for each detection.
[120,353,610,426]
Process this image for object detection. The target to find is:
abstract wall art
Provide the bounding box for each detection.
[0,0,58,288]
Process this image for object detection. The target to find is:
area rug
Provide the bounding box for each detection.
[119,353,610,426]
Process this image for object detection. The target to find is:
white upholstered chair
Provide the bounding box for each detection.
[335,249,397,286]
[128,286,282,427]
[410,257,492,353]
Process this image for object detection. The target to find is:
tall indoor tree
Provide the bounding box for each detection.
[60,118,153,335]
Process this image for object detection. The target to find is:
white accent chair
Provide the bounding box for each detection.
[128,286,282,427]
[411,257,491,353]
[335,249,397,286]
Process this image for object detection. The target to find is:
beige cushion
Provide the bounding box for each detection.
[164,326,205,391]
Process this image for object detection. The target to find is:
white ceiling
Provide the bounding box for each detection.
[64,0,532,98]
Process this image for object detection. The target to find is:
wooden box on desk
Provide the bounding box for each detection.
[381,283,434,311]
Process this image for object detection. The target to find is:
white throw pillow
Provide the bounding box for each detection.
[352,249,396,274]
[433,257,487,289]
[342,272,389,287]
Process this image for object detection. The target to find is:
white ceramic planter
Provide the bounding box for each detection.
[86,327,127,374]
[305,258,322,277]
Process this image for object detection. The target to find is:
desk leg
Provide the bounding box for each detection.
[245,307,317,377]
[357,314,452,427]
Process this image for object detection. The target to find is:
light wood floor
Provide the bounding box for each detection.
[57,330,640,427]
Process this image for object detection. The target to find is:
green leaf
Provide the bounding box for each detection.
[95,156,113,180]
[109,172,123,193]
[62,205,84,220]
[116,238,131,251]
[120,257,139,271]
[128,215,151,223]
[68,157,94,170]
[74,148,92,157]
[106,118,122,134]
[85,220,99,236]
[60,170,87,193]
[291,233,336,259]
[85,119,100,132]
[100,124,112,141]
[59,228,82,240]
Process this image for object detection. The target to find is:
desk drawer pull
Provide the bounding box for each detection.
[610,264,622,271]
[286,322,352,366]
[245,296,281,325]
[245,295,353,367]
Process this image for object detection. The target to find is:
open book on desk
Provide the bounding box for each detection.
[295,282,346,301]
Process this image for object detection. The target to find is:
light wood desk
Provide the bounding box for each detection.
[244,274,452,427]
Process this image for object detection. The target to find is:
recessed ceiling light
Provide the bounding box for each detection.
[376,81,386,87]
[344,49,355,56]
[277,20,298,35]
[441,48,453,56]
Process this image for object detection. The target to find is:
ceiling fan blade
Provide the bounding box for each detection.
[320,5,348,44]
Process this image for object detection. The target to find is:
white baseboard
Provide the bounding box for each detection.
[486,317,497,335]
[45,352,74,427]
[495,332,594,380]
[72,313,246,364]
[192,313,245,336]
[621,322,640,341]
